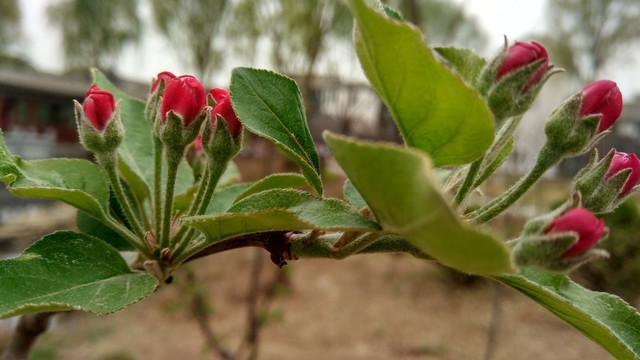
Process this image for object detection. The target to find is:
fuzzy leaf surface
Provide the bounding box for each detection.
[234,173,308,203]
[0,133,109,219]
[0,232,157,319]
[186,189,380,244]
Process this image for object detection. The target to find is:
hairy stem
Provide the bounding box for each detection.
[471,144,560,224]
[160,148,182,249]
[172,158,228,259]
[98,152,145,238]
[454,159,482,206]
[153,137,163,247]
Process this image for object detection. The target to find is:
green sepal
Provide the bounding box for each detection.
[485,61,559,122]
[475,39,507,95]
[513,233,609,273]
[544,92,601,156]
[520,192,581,236]
[144,78,165,125]
[572,148,640,214]
[201,114,242,163]
[512,192,609,272]
[154,107,209,152]
[74,100,125,155]
[572,149,612,198]
[587,168,633,214]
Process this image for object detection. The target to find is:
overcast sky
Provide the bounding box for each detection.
[16,0,639,97]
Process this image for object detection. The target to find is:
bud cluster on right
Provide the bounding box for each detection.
[470,40,635,273]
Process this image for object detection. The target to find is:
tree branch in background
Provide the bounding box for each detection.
[1,312,56,360]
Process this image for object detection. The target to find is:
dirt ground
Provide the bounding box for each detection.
[0,157,620,360]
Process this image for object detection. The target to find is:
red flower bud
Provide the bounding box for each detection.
[193,133,203,155]
[151,71,176,93]
[605,151,640,197]
[579,80,623,133]
[544,208,606,258]
[160,75,206,126]
[83,85,115,131]
[496,41,549,92]
[210,88,242,137]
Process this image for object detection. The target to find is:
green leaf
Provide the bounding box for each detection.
[0,133,109,219]
[185,188,380,244]
[499,268,640,360]
[234,173,308,203]
[77,211,134,251]
[206,182,253,214]
[434,47,487,86]
[325,132,513,275]
[93,69,193,197]
[348,0,494,166]
[344,179,368,210]
[230,67,322,195]
[0,231,158,319]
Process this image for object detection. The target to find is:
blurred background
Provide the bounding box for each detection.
[1,1,640,359]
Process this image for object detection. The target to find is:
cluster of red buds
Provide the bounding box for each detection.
[74,71,244,270]
[76,72,243,161]
[476,40,633,272]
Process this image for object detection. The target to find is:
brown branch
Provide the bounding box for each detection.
[243,249,264,360]
[185,269,234,360]
[185,231,289,266]
[1,312,55,360]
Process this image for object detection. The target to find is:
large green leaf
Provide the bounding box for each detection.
[324,132,512,275]
[0,232,158,319]
[206,182,253,214]
[499,268,640,360]
[92,69,193,197]
[230,67,322,195]
[185,189,380,244]
[234,173,308,203]
[0,132,109,219]
[348,0,494,166]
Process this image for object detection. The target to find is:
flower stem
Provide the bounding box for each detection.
[153,137,163,247]
[105,217,152,258]
[471,144,560,224]
[454,158,482,206]
[160,147,182,249]
[97,152,145,238]
[171,158,228,259]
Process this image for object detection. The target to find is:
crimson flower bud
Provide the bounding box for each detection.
[161,75,206,126]
[151,71,176,93]
[544,208,606,258]
[192,133,203,156]
[605,151,640,197]
[210,88,242,137]
[83,85,115,131]
[496,41,549,92]
[579,80,623,133]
